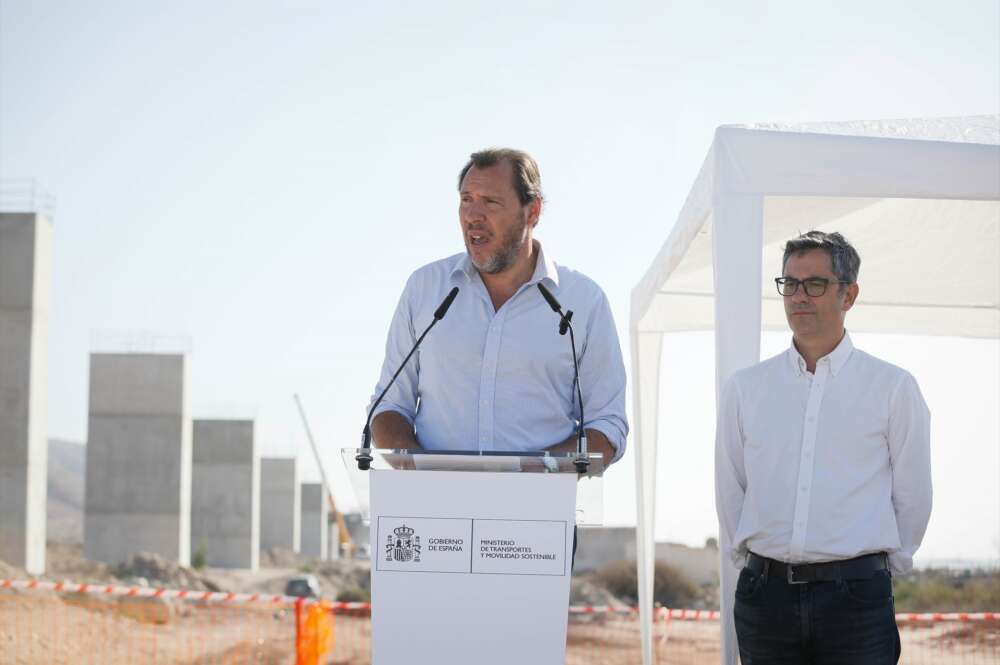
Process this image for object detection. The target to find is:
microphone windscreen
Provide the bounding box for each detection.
[433,287,460,320]
[537,282,562,313]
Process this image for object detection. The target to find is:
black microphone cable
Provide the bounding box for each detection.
[537,282,589,474]
[357,286,459,470]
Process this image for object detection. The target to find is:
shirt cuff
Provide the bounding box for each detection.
[585,419,627,465]
[888,551,913,575]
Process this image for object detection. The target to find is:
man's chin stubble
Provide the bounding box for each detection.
[469,243,519,275]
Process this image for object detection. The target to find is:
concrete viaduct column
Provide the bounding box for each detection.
[0,213,51,574]
[327,515,341,561]
[299,482,328,560]
[85,353,191,565]
[260,458,299,554]
[191,419,259,569]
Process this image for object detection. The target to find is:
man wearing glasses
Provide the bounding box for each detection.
[715,231,932,664]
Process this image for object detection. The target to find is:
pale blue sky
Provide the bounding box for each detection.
[2,0,997,563]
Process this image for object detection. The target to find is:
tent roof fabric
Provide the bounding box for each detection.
[631,115,1000,338]
[738,115,1000,144]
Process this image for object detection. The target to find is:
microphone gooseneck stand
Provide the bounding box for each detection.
[357,286,460,471]
[537,282,589,474]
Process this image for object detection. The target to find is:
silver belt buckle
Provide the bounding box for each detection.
[787,564,807,585]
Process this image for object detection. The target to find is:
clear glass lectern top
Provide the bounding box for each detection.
[340,448,605,526]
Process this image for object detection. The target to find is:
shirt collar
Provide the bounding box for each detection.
[451,253,476,282]
[787,331,855,377]
[525,240,560,289]
[449,240,560,290]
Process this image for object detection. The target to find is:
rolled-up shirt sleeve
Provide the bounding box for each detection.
[715,375,748,568]
[886,371,932,574]
[368,276,420,427]
[578,290,629,464]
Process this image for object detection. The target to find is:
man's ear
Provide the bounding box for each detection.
[842,283,859,311]
[528,198,542,228]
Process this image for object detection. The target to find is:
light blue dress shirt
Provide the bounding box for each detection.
[369,244,628,463]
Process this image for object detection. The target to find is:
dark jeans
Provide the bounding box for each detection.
[734,564,900,665]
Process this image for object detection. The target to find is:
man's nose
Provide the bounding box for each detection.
[790,286,811,304]
[462,201,486,222]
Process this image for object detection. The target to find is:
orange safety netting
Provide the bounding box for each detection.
[295,599,334,665]
[1,580,997,664]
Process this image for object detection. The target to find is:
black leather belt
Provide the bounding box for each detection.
[746,551,889,585]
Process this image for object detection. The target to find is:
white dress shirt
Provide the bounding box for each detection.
[715,333,932,573]
[369,243,629,462]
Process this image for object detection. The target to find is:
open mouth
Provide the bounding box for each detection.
[469,232,490,247]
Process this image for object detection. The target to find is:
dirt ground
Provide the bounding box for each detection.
[0,590,295,665]
[2,570,997,665]
[899,621,1000,663]
[567,617,1000,665]
[567,616,721,665]
[3,589,996,665]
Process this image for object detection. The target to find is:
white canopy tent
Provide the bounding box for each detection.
[629,116,1000,665]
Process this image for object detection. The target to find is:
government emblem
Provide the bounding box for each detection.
[386,524,421,563]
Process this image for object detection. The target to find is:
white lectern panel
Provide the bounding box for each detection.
[370,469,576,665]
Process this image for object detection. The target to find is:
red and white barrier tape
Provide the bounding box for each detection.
[568,605,998,624]
[896,612,998,623]
[0,579,368,610]
[660,608,721,621]
[655,609,999,623]
[569,605,637,614]
[567,606,719,619]
[4,580,995,622]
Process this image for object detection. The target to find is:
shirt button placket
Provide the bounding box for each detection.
[478,314,504,449]
[790,364,828,558]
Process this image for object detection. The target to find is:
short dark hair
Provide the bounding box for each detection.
[457,148,543,207]
[782,231,861,287]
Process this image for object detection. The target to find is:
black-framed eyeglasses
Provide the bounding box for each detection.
[775,276,851,297]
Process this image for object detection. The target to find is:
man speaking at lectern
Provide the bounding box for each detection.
[368,148,628,467]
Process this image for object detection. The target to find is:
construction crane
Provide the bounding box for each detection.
[294,393,355,558]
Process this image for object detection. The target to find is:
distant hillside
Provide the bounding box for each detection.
[48,438,85,544]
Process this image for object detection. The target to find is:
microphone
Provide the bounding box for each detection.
[536,283,589,474]
[538,281,574,335]
[357,286,460,470]
[538,282,562,313]
[434,286,459,320]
